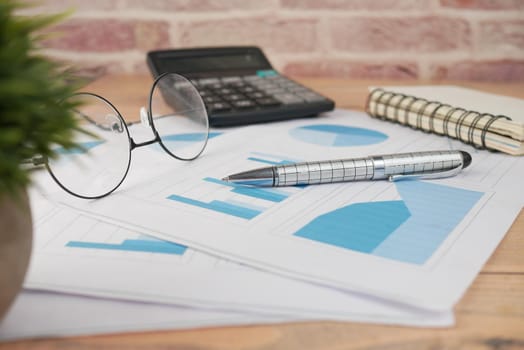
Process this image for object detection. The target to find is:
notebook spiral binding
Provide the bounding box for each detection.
[366,88,512,151]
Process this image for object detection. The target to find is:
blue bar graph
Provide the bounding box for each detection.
[246,157,293,166]
[66,236,187,255]
[166,194,261,219]
[203,177,288,202]
[166,153,304,220]
[55,140,105,155]
[153,132,221,153]
[161,131,221,142]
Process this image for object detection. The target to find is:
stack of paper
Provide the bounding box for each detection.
[2,109,522,340]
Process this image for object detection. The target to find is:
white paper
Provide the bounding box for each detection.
[52,109,524,311]
[0,290,290,341]
[26,193,452,327]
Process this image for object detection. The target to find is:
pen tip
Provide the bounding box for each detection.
[222,177,229,182]
[460,151,472,169]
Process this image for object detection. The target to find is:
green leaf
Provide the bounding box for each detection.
[0,0,81,198]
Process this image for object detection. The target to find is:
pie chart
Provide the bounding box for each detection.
[289,124,388,147]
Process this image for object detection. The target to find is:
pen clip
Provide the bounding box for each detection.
[388,163,463,182]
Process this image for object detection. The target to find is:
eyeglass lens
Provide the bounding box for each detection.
[149,73,209,160]
[46,93,132,199]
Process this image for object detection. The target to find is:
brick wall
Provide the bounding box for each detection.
[23,0,524,81]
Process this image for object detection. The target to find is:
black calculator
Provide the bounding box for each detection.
[146,47,335,127]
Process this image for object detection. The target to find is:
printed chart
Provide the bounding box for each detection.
[289,124,388,147]
[35,212,190,264]
[27,194,454,326]
[66,234,187,256]
[295,181,484,264]
[56,109,520,310]
[152,131,222,153]
[166,152,304,220]
[56,140,105,155]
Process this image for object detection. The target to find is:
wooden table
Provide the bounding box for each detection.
[2,76,523,350]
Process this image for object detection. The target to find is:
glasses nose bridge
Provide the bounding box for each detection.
[130,135,159,150]
[129,106,160,150]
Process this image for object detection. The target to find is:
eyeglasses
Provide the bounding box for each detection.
[41,73,209,199]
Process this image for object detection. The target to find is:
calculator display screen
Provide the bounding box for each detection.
[156,52,271,74]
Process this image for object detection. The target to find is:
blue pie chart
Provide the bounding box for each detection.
[289,124,388,147]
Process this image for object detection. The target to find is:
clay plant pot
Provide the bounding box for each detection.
[0,190,32,321]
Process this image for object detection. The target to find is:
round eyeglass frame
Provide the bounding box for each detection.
[45,72,210,200]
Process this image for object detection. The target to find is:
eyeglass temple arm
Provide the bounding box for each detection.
[20,155,48,169]
[73,108,125,132]
[20,109,107,168]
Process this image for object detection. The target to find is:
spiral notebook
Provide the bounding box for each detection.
[366,86,524,155]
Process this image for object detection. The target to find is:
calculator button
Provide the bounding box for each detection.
[208,102,232,113]
[288,86,309,93]
[243,75,262,82]
[197,78,221,86]
[248,81,274,88]
[203,95,222,104]
[261,87,287,95]
[217,88,235,95]
[221,76,242,84]
[269,76,287,84]
[232,100,256,109]
[225,81,246,89]
[198,78,220,86]
[281,81,303,88]
[252,85,276,92]
[275,93,304,105]
[209,83,224,90]
[247,92,266,99]
[198,89,214,97]
[256,98,281,107]
[223,94,245,101]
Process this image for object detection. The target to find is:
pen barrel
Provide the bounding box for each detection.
[371,150,464,179]
[273,150,464,186]
[275,157,374,186]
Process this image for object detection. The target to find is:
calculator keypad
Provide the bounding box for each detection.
[192,74,328,115]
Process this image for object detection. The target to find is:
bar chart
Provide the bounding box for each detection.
[33,209,190,263]
[67,234,187,255]
[151,131,222,153]
[55,140,105,155]
[166,153,304,220]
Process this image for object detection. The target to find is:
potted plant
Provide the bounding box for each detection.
[0,0,81,320]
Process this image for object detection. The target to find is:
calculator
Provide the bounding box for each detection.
[146,47,335,127]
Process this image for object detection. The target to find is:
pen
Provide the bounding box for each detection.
[222,150,472,187]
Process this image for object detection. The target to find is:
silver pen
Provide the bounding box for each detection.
[222,150,472,187]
